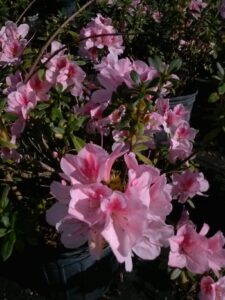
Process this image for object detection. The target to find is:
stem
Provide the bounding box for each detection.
[16,0,37,24]
[26,0,96,81]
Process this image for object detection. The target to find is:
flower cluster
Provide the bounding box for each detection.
[0,21,29,66]
[0,5,225,299]
[79,14,124,61]
[47,143,173,271]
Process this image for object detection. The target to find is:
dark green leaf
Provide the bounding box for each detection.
[0,228,8,238]
[218,84,225,95]
[0,185,10,209]
[51,107,62,121]
[217,62,225,77]
[37,103,50,110]
[168,58,182,73]
[130,70,141,85]
[0,98,6,112]
[133,143,148,153]
[136,152,152,165]
[1,216,10,227]
[208,92,219,103]
[148,56,164,73]
[0,231,16,261]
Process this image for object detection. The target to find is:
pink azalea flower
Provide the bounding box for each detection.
[6,84,37,119]
[152,11,163,23]
[171,170,209,203]
[168,121,197,162]
[219,1,225,18]
[123,60,159,88]
[10,116,26,138]
[125,153,172,220]
[206,231,225,276]
[3,71,23,95]
[60,144,110,184]
[101,190,147,271]
[0,21,29,65]
[189,0,207,18]
[79,14,124,60]
[46,202,89,249]
[45,41,86,97]
[27,73,51,101]
[200,276,225,300]
[200,276,217,300]
[133,216,174,260]
[156,98,170,115]
[69,183,112,226]
[168,223,209,273]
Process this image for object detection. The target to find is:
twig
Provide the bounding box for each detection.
[26,0,96,82]
[16,0,37,24]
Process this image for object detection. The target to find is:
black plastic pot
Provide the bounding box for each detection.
[42,246,119,300]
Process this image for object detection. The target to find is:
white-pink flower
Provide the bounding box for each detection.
[219,1,225,18]
[79,14,124,60]
[0,21,29,65]
[27,73,51,101]
[200,276,225,300]
[168,121,197,162]
[6,83,37,119]
[189,0,207,18]
[171,170,209,203]
[152,11,163,23]
[45,41,86,97]
[168,223,209,273]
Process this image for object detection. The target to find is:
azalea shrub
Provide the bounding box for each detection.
[93,0,225,95]
[1,1,225,299]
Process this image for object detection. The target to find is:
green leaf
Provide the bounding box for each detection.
[37,103,50,110]
[136,152,152,165]
[53,127,64,139]
[168,58,182,73]
[217,62,225,77]
[68,30,79,41]
[181,271,189,284]
[51,107,62,121]
[0,98,6,112]
[170,268,182,280]
[0,231,16,261]
[1,216,10,227]
[218,83,225,95]
[71,136,86,152]
[130,70,141,85]
[148,56,164,73]
[0,228,8,238]
[187,199,195,208]
[133,143,148,153]
[208,92,219,103]
[213,75,222,81]
[0,138,17,149]
[0,185,10,209]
